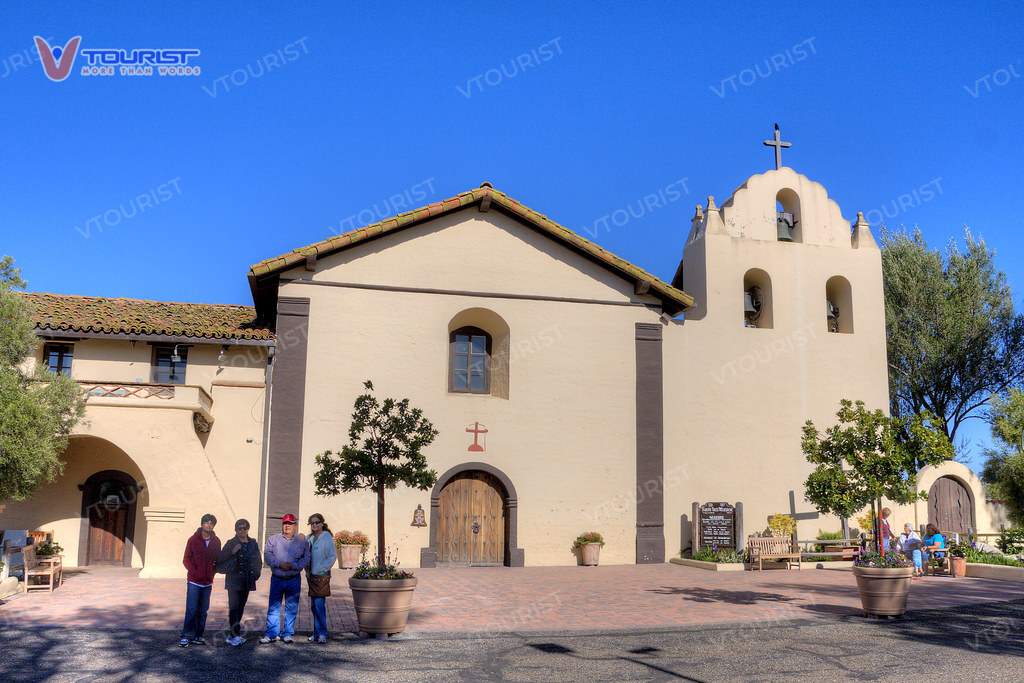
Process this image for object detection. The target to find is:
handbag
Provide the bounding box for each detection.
[308,572,331,598]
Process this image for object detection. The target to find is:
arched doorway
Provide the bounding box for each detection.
[79,470,141,567]
[421,462,525,567]
[437,471,507,565]
[928,476,974,535]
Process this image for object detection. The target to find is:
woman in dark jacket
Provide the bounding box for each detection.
[215,518,263,646]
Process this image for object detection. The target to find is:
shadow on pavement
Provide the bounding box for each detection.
[647,586,799,605]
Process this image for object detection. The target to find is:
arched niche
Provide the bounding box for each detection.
[448,308,510,399]
[776,188,802,243]
[420,461,524,567]
[825,276,853,334]
[742,268,773,329]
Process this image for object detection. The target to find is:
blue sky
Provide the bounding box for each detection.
[2,2,1022,469]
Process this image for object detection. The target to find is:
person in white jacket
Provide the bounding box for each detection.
[899,523,924,577]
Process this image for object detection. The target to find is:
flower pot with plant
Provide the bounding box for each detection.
[334,530,370,569]
[314,380,439,636]
[34,539,64,557]
[572,532,604,566]
[947,540,969,578]
[347,552,418,634]
[852,552,914,616]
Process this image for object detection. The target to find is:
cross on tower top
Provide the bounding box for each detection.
[763,123,791,170]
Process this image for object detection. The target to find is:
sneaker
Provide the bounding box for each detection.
[281,635,294,644]
[234,636,247,646]
[225,636,234,645]
[258,636,276,644]
[192,637,206,645]
[179,638,190,648]
[307,635,316,642]
[317,636,327,644]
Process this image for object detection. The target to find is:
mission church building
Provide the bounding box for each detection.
[4,141,1000,577]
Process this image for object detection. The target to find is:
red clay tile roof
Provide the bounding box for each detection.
[248,185,693,313]
[19,292,274,341]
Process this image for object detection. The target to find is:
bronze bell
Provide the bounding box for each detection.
[776,211,794,242]
[744,286,762,322]
[826,299,840,332]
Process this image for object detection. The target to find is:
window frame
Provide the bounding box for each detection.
[43,342,74,376]
[151,344,189,385]
[448,326,491,394]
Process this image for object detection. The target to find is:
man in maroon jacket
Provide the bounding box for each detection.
[179,514,221,647]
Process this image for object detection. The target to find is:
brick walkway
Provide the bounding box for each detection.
[3,564,1024,636]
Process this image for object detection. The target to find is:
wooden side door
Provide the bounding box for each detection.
[928,477,973,535]
[88,504,127,565]
[437,471,506,565]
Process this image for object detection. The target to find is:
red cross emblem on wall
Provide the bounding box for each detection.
[466,422,487,452]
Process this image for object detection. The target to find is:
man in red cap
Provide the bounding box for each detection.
[259,514,310,644]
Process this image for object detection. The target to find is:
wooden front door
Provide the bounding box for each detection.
[88,503,127,564]
[928,476,974,535]
[437,471,506,565]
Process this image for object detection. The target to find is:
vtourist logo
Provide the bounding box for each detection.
[35,36,201,80]
[34,36,81,81]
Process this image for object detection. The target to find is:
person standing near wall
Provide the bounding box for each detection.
[306,513,337,644]
[179,514,221,648]
[260,514,310,644]
[215,518,262,646]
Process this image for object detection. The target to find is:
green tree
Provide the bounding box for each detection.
[802,400,955,551]
[313,380,438,559]
[0,256,85,501]
[881,228,1024,447]
[980,389,1024,525]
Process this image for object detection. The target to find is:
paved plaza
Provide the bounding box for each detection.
[3,563,1024,636]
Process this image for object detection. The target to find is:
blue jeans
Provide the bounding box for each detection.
[883,537,891,553]
[911,549,923,569]
[180,583,212,640]
[265,575,300,639]
[310,596,328,637]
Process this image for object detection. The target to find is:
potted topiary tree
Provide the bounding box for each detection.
[333,530,370,570]
[802,400,954,617]
[572,532,605,566]
[314,380,438,636]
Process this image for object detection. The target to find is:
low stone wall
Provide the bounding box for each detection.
[670,558,856,571]
[965,563,1024,583]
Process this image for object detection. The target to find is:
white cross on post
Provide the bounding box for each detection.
[763,123,791,170]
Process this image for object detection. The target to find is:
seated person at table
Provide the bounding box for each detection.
[899,523,923,577]
[921,523,946,573]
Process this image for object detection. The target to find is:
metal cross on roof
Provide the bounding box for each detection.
[763,123,791,170]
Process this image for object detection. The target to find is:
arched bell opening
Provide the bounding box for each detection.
[743,268,773,329]
[825,275,853,334]
[775,189,802,243]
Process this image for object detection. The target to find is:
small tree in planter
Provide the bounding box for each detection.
[314,380,438,635]
[802,400,954,617]
[314,380,439,560]
[802,400,953,550]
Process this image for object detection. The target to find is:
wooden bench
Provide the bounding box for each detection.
[22,543,63,592]
[748,536,802,571]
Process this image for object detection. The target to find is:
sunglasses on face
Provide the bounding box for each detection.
[310,520,323,525]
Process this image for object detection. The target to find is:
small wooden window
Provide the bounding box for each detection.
[449,327,491,394]
[152,345,188,385]
[43,343,74,376]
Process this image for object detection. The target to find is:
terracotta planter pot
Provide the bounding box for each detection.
[852,565,913,616]
[337,544,362,569]
[348,577,418,635]
[951,556,967,578]
[580,543,601,566]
